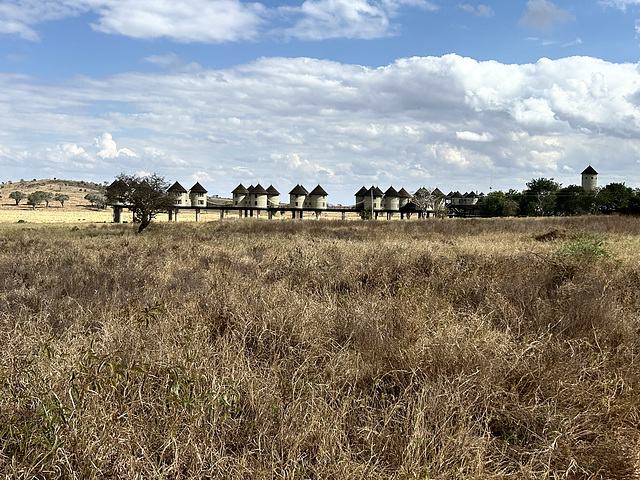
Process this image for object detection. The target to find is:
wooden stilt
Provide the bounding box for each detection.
[113,206,123,223]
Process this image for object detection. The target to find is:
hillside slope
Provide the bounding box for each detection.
[0,179,111,224]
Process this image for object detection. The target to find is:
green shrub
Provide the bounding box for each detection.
[554,233,610,260]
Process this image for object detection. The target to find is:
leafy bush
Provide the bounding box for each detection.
[554,233,611,260]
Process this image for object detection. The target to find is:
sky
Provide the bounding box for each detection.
[1,0,639,204]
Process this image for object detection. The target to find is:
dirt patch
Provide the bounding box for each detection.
[535,228,569,242]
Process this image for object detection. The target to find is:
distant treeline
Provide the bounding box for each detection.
[478,179,640,217]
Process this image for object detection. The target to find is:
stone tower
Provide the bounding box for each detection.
[581,166,598,191]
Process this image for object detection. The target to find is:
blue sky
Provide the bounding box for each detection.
[1,0,639,203]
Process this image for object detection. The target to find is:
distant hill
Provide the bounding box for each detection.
[1,178,105,192]
[0,178,106,206]
[0,178,105,191]
[0,178,230,208]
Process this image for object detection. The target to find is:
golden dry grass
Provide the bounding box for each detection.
[0,216,638,478]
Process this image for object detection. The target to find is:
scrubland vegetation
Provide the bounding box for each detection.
[0,216,638,479]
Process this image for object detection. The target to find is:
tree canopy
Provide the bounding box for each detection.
[9,191,25,205]
[555,185,596,216]
[106,173,175,233]
[84,192,107,209]
[54,193,69,207]
[27,191,48,209]
[522,178,561,216]
[479,191,519,217]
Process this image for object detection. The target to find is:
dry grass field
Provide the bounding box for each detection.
[0,215,638,479]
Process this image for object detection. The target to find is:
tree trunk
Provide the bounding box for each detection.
[138,215,151,233]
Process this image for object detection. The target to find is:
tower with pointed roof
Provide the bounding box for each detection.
[309,185,328,209]
[189,182,208,207]
[384,186,400,211]
[250,183,269,208]
[232,183,248,206]
[581,166,598,191]
[168,181,189,206]
[354,186,368,210]
[289,184,309,209]
[363,186,384,211]
[266,185,280,207]
[397,188,412,208]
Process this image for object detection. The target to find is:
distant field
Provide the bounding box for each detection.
[0,203,365,224]
[0,215,637,478]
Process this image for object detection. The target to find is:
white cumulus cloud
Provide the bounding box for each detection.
[456,131,494,142]
[95,133,137,159]
[88,0,266,43]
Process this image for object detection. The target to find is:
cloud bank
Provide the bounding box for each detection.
[0,0,436,42]
[1,54,639,202]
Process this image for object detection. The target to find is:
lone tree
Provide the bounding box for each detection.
[84,192,107,209]
[42,192,53,207]
[27,191,47,209]
[412,187,448,218]
[9,191,26,205]
[106,173,175,233]
[54,193,69,207]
